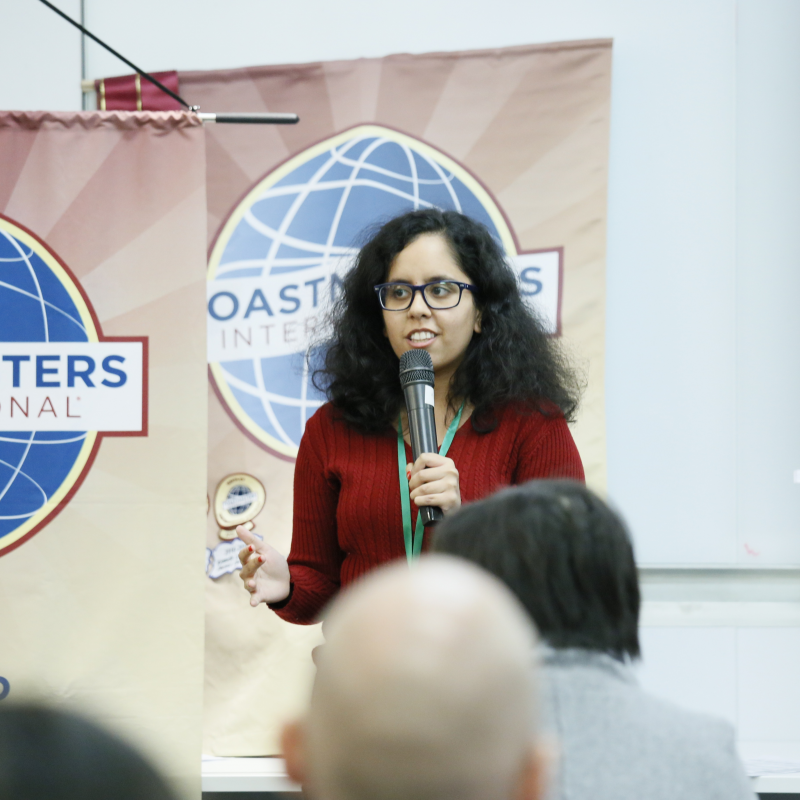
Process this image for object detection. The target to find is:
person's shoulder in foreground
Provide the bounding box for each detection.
[540,646,754,800]
[432,480,755,800]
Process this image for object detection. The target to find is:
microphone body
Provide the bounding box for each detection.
[399,350,443,527]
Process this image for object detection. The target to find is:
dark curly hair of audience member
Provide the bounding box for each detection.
[433,480,641,660]
[312,208,581,433]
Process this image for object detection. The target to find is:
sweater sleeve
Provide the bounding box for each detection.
[270,409,344,625]
[513,412,585,484]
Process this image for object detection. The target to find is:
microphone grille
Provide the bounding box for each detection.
[399,349,434,388]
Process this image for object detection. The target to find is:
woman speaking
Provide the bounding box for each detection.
[237,208,584,624]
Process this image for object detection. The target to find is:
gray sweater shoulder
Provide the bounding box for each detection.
[540,649,755,800]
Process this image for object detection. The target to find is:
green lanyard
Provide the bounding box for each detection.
[397,402,464,564]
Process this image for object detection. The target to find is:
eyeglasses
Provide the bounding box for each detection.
[374,281,476,311]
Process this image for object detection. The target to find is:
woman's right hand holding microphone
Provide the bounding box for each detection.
[237,526,291,606]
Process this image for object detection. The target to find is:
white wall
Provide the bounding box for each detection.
[3,0,800,752]
[736,0,800,566]
[0,0,81,111]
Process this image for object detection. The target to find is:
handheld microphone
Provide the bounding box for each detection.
[399,350,443,526]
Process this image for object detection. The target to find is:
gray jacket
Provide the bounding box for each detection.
[539,648,755,800]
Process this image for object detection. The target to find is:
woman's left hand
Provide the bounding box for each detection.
[407,453,461,515]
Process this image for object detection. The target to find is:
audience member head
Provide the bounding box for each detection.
[282,555,545,800]
[433,480,641,660]
[0,702,178,800]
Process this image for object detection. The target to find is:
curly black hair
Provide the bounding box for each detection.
[312,208,581,433]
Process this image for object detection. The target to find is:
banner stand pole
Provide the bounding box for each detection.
[39,0,300,125]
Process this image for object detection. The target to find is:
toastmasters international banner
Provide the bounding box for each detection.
[0,111,208,799]
[180,39,612,755]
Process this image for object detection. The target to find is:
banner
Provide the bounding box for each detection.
[181,38,612,755]
[95,70,182,111]
[0,111,208,799]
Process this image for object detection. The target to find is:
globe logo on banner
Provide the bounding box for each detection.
[0,215,147,557]
[207,124,562,460]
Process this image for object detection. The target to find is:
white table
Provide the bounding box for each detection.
[202,757,301,793]
[201,757,800,795]
[752,774,800,794]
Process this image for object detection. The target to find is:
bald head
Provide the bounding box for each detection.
[287,556,542,800]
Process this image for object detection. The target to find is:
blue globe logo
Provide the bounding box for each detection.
[207,125,519,459]
[0,216,98,557]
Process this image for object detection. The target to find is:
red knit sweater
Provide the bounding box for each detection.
[272,402,584,624]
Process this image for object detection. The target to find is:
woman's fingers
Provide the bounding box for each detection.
[410,478,455,502]
[408,456,458,491]
[236,525,263,549]
[408,466,452,492]
[410,452,448,472]
[237,526,266,570]
[236,538,291,606]
[238,540,258,566]
[406,454,460,512]
[239,551,263,581]
[412,491,460,512]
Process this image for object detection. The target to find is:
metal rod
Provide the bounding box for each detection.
[42,0,301,126]
[197,112,299,125]
[80,0,87,110]
[38,0,191,109]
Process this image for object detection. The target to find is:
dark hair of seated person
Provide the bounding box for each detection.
[0,702,179,800]
[432,479,640,660]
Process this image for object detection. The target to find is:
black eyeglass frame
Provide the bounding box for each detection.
[373,280,477,311]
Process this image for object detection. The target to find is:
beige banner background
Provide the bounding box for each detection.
[183,38,611,755]
[0,111,208,799]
